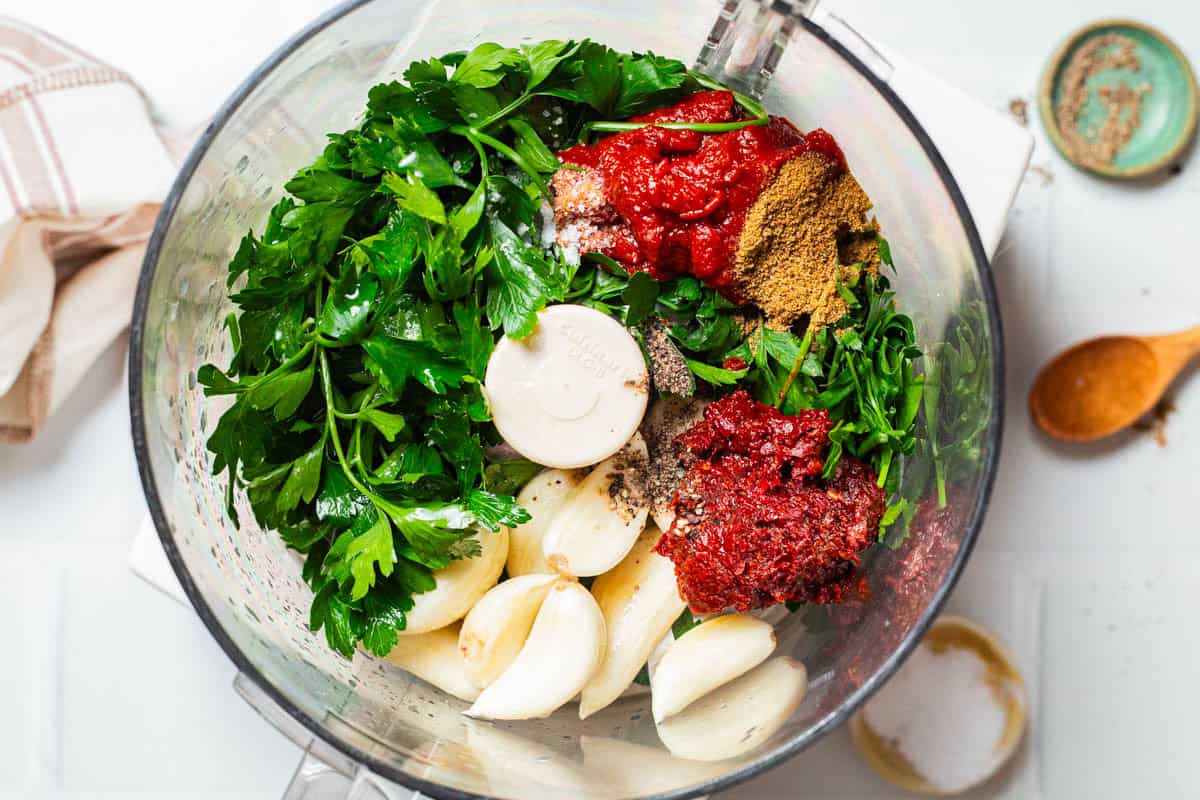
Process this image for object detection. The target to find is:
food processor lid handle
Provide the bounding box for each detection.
[694,0,896,98]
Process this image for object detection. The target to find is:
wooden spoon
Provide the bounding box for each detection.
[1029,324,1200,441]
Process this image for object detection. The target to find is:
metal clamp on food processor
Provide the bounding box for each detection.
[695,0,894,97]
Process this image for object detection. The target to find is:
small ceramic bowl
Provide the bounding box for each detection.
[850,615,1027,796]
[1039,19,1198,178]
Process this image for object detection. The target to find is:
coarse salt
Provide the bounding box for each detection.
[539,201,557,248]
[861,641,1009,793]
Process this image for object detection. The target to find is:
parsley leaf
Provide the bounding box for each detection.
[310,580,357,657]
[345,508,396,601]
[285,169,373,204]
[381,173,446,224]
[671,609,702,639]
[464,488,531,531]
[483,458,543,495]
[569,43,621,114]
[686,359,748,386]
[361,409,407,442]
[452,42,523,88]
[275,443,324,513]
[485,217,557,338]
[451,297,494,378]
[318,271,378,343]
[244,361,315,420]
[614,52,688,117]
[622,271,660,326]
[508,119,561,173]
[283,203,355,268]
[362,335,468,395]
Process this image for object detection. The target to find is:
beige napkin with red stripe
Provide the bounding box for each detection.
[0,16,181,442]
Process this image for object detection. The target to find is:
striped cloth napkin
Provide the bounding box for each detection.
[0,17,180,442]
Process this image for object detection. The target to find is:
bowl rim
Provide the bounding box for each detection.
[1037,17,1200,179]
[128,4,1006,799]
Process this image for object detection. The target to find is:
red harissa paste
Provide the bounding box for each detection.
[655,390,885,613]
[557,90,845,294]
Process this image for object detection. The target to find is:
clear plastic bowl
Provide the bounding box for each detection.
[130,1,1004,797]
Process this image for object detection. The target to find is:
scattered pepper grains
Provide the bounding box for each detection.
[733,152,878,330]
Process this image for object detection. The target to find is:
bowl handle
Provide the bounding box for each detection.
[233,672,423,800]
[694,0,895,97]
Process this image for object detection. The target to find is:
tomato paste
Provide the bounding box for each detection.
[654,390,885,613]
[556,90,845,294]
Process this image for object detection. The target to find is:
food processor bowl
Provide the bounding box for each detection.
[130,1,1004,797]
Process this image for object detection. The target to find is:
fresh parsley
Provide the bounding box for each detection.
[200,39,757,660]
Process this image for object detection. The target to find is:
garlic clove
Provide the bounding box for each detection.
[579,526,685,719]
[542,433,649,578]
[466,720,589,796]
[651,613,776,723]
[580,735,726,795]
[399,526,509,636]
[466,579,606,720]
[383,622,480,703]
[458,573,558,689]
[506,468,582,578]
[656,656,808,762]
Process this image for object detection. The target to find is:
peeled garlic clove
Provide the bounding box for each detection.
[651,613,776,723]
[580,736,727,796]
[466,720,590,795]
[506,469,582,577]
[399,527,509,636]
[458,573,558,689]
[383,622,480,703]
[542,434,649,577]
[656,656,808,761]
[466,579,606,720]
[579,526,685,719]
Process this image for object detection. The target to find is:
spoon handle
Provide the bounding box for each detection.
[1148,324,1200,375]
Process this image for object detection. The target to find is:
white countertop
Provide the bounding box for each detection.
[2,1,1198,798]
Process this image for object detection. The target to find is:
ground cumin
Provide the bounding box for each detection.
[734,152,878,329]
[1055,33,1150,169]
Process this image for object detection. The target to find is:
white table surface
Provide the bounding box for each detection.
[3,1,1199,799]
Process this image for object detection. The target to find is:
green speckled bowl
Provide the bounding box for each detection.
[1040,19,1198,178]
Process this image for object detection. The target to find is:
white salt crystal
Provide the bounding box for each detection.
[539,202,557,248]
[555,220,587,266]
[862,642,1008,793]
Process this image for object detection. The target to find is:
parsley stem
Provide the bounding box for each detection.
[477,92,531,130]
[452,126,550,199]
[687,71,769,121]
[349,383,378,481]
[776,325,815,407]
[319,349,377,503]
[246,341,314,390]
[582,118,769,138]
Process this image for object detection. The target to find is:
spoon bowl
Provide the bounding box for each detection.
[1030,325,1200,441]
